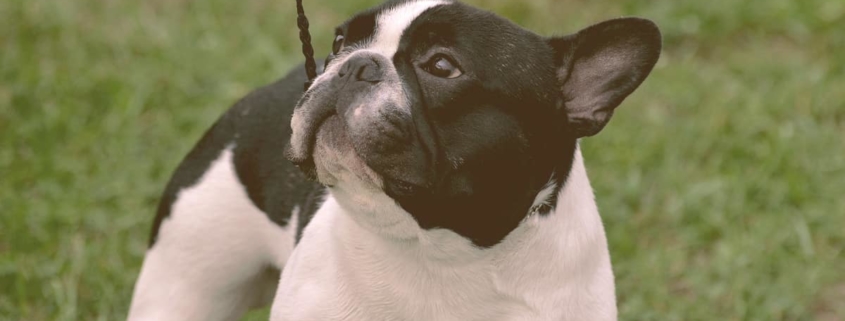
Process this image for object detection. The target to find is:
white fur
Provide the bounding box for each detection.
[128,147,297,321]
[371,0,447,57]
[270,146,617,321]
[530,173,557,210]
[289,108,308,158]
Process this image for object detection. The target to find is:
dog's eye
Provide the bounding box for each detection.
[332,35,345,55]
[423,55,463,79]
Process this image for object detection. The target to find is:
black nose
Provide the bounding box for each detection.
[338,55,383,83]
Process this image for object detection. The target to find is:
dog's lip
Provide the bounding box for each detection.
[286,103,337,166]
[285,110,335,182]
[304,111,336,161]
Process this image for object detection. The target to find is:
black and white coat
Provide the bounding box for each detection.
[127,1,661,320]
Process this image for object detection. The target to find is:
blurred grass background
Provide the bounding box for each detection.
[1,0,844,320]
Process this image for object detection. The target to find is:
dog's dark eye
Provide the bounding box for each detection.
[423,55,463,79]
[332,35,345,55]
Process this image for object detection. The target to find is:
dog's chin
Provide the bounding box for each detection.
[310,118,426,239]
[311,115,384,190]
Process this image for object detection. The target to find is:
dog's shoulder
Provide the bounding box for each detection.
[149,65,324,247]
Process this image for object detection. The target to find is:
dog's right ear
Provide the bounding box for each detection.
[548,18,661,138]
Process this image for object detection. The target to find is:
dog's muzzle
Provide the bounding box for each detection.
[287,51,435,192]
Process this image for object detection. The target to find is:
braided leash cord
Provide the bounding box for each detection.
[296,0,318,90]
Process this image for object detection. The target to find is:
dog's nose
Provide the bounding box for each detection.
[338,56,383,83]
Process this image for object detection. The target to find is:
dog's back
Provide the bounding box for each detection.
[128,65,321,321]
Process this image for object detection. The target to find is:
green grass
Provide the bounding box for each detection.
[1,0,843,320]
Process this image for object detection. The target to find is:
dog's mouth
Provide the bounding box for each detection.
[288,105,386,189]
[286,107,335,180]
[285,87,334,165]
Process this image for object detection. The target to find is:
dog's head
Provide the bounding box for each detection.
[287,0,660,247]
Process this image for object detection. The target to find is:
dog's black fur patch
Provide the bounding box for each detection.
[375,3,574,247]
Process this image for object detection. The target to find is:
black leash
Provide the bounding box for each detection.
[296,0,318,90]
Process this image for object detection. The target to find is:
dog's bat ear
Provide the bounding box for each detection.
[548,18,661,138]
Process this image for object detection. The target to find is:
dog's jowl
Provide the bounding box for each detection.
[127,1,661,320]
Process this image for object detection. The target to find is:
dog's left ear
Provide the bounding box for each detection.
[549,18,661,138]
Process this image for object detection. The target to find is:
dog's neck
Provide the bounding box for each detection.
[317,146,615,319]
[327,144,608,269]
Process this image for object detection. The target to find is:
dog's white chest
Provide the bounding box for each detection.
[271,151,617,321]
[270,198,536,321]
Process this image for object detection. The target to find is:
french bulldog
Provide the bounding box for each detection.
[127,0,661,320]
